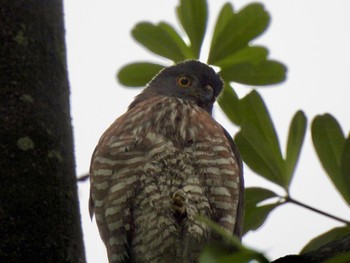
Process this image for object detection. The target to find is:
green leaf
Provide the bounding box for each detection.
[340,136,350,205]
[209,4,286,86]
[311,114,350,204]
[210,3,235,58]
[285,110,307,187]
[236,90,286,187]
[198,216,270,263]
[117,62,165,87]
[176,0,207,58]
[301,226,350,254]
[199,243,231,263]
[243,187,280,234]
[325,252,350,263]
[244,203,280,234]
[245,187,279,206]
[219,252,269,263]
[219,60,287,85]
[239,91,281,155]
[236,129,281,185]
[217,82,241,125]
[312,114,344,177]
[208,3,270,66]
[199,243,269,263]
[197,215,242,249]
[216,45,269,68]
[132,22,191,62]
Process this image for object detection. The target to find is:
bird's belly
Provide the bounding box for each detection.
[99,127,238,262]
[130,139,212,262]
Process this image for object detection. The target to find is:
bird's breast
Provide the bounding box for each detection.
[121,96,223,145]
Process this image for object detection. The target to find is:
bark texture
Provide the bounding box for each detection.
[0,1,86,262]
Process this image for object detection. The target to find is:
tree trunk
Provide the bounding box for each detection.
[0,1,86,262]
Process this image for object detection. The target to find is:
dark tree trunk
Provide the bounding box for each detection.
[0,1,86,262]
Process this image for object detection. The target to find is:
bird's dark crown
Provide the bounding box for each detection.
[129,60,224,114]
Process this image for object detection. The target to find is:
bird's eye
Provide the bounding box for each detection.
[177,76,192,87]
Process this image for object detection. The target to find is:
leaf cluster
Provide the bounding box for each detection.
[118,0,286,87]
[116,0,350,261]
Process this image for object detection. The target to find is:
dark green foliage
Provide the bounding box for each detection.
[222,91,307,192]
[312,114,350,206]
[301,226,350,254]
[176,0,207,58]
[236,91,285,187]
[285,111,307,187]
[208,3,269,66]
[324,252,350,263]
[219,60,286,85]
[118,62,165,87]
[118,1,286,87]
[243,188,280,234]
[197,216,270,263]
[217,82,241,125]
[132,22,191,62]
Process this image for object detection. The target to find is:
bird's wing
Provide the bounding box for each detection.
[221,125,244,239]
[89,189,95,220]
[89,146,99,220]
[90,135,137,262]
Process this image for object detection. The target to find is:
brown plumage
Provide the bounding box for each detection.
[90,60,244,263]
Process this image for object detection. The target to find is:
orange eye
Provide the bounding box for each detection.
[177,76,192,87]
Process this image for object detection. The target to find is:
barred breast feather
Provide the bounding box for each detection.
[90,96,240,263]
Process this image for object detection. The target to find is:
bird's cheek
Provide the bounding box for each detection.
[202,85,214,103]
[187,89,199,100]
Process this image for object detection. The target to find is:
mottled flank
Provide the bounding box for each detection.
[90,96,240,262]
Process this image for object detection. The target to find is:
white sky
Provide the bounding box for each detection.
[63,1,350,262]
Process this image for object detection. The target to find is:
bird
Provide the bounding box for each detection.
[89,60,244,263]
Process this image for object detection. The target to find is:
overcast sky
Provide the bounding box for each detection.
[63,1,350,262]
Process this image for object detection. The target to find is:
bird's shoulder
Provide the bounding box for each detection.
[96,96,221,145]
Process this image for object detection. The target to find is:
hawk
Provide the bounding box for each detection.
[89,60,244,263]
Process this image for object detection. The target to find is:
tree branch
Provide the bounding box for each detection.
[77,173,89,182]
[285,196,350,225]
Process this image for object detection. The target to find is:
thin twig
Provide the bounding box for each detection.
[77,173,89,182]
[285,196,350,225]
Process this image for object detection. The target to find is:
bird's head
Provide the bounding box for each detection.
[129,60,224,114]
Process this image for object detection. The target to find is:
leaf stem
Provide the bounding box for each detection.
[285,196,350,225]
[77,173,89,182]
